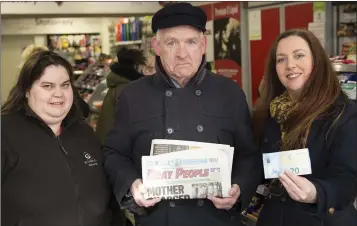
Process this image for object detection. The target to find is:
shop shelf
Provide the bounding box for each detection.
[115,40,142,46]
[333,64,357,72]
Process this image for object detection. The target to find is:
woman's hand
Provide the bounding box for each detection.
[279,170,317,204]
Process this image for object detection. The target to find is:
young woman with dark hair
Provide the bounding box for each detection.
[1,51,112,226]
[253,29,357,226]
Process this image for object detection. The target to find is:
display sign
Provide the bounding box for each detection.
[213,2,242,86]
[1,18,103,35]
[249,10,262,40]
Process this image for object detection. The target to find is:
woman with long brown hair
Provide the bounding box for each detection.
[254,29,357,226]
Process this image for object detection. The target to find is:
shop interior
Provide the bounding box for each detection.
[1,2,356,225]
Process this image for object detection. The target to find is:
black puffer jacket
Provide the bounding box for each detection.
[1,104,112,226]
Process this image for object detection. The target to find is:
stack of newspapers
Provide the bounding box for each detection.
[142,139,234,200]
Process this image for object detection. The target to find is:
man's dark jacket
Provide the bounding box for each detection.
[103,58,262,226]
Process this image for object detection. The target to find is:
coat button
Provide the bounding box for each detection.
[167,128,174,134]
[169,201,175,208]
[165,90,172,97]
[195,89,202,96]
[263,137,268,143]
[197,199,204,206]
[281,196,286,202]
[328,207,335,215]
[196,125,204,132]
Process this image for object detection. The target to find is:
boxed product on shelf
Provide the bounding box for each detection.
[114,16,151,42]
[330,55,356,64]
[337,22,357,37]
[341,41,356,56]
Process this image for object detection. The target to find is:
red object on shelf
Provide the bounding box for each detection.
[116,23,122,42]
[250,7,280,104]
[343,59,356,64]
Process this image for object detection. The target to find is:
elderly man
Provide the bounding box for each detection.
[103,3,261,226]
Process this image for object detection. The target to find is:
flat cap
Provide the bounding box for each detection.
[152,3,207,33]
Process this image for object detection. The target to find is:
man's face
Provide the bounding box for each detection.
[152,25,207,86]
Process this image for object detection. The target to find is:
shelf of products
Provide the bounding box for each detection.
[74,58,113,130]
[335,3,356,56]
[330,55,357,100]
[333,63,357,72]
[48,33,102,71]
[108,16,153,58]
[115,40,142,46]
[74,63,109,103]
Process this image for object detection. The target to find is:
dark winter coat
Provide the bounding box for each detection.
[256,95,357,226]
[1,104,112,226]
[103,57,262,226]
[96,62,143,145]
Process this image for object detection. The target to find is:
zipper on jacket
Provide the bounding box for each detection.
[57,137,84,226]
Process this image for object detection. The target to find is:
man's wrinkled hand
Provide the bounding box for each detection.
[130,179,161,208]
[208,184,240,210]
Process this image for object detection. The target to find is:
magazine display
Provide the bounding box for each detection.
[142,139,234,200]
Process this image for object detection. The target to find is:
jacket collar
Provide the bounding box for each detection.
[153,55,207,88]
[22,101,82,133]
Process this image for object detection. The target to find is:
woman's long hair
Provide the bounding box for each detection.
[2,51,80,116]
[253,29,345,150]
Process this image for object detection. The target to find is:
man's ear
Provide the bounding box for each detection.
[152,37,160,56]
[201,34,207,55]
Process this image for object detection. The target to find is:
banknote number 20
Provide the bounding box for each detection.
[289,167,300,174]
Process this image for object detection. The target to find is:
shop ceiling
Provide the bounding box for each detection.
[1,1,287,16]
[0,1,220,16]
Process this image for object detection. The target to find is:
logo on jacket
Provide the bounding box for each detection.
[82,152,98,167]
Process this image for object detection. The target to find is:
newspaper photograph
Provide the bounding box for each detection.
[150,139,234,175]
[142,148,232,200]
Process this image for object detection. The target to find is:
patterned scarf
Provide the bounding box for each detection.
[269,91,298,143]
[240,92,298,217]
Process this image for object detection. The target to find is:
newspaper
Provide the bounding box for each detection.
[150,139,234,176]
[141,139,234,200]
